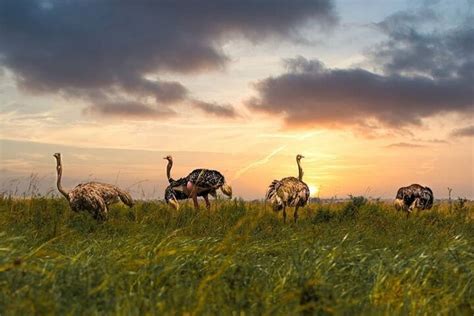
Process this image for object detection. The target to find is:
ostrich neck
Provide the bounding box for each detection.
[56,161,69,200]
[166,160,173,181]
[297,160,304,181]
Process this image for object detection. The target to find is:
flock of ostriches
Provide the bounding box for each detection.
[53,153,434,222]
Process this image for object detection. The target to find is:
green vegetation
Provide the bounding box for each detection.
[0,195,473,315]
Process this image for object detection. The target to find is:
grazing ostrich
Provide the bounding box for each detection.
[163,155,232,210]
[53,153,134,220]
[266,154,310,223]
[394,184,433,217]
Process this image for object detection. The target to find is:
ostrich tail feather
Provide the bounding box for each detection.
[265,180,280,199]
[266,180,283,211]
[117,188,134,207]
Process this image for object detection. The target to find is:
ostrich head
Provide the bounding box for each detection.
[53,152,62,166]
[221,183,233,198]
[165,186,180,210]
[394,198,405,211]
[296,154,305,180]
[168,198,179,210]
[163,155,173,162]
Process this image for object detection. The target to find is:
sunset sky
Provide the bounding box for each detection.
[0,0,473,199]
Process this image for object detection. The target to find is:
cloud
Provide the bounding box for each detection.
[248,57,473,128]
[371,8,473,80]
[0,0,336,119]
[412,138,449,144]
[191,100,236,118]
[386,142,426,148]
[83,101,175,119]
[247,5,474,129]
[450,125,474,138]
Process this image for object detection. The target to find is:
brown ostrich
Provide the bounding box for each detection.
[54,153,134,220]
[266,154,310,223]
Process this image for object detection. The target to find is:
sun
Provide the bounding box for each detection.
[307,184,319,197]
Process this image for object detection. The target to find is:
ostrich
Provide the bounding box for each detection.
[266,154,310,223]
[163,155,205,209]
[394,184,433,217]
[163,155,232,210]
[53,153,134,220]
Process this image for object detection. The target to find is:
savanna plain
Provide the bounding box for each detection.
[0,194,473,315]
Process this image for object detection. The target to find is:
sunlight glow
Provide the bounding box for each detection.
[308,184,319,197]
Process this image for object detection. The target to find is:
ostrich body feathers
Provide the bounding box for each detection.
[165,169,227,204]
[67,182,134,219]
[395,183,433,211]
[266,176,310,211]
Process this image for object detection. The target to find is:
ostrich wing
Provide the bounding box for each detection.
[69,184,106,215]
[187,169,225,189]
[266,177,309,209]
[87,182,134,206]
[277,177,310,207]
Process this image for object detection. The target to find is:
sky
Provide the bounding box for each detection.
[0,0,473,200]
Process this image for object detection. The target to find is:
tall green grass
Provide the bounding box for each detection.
[0,196,473,315]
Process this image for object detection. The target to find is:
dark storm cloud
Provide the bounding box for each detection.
[248,6,474,129]
[450,125,474,138]
[191,100,237,118]
[0,0,336,119]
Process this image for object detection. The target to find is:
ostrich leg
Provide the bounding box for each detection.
[101,205,109,221]
[294,206,299,223]
[94,202,108,221]
[203,194,211,210]
[191,192,199,210]
[407,198,418,218]
[283,206,287,223]
[187,181,200,210]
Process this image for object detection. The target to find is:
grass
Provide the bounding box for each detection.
[0,195,473,315]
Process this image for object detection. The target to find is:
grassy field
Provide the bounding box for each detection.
[0,195,473,315]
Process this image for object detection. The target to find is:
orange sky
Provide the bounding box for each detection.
[0,1,472,199]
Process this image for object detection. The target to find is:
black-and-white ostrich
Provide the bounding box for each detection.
[266,154,310,223]
[394,183,433,217]
[163,155,232,210]
[54,153,134,220]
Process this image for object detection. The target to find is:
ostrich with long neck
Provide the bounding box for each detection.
[297,154,304,181]
[163,155,232,210]
[266,154,310,223]
[53,153,134,220]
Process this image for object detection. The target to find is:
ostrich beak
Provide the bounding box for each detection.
[394,198,404,211]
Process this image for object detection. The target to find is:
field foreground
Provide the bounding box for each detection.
[0,196,473,315]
